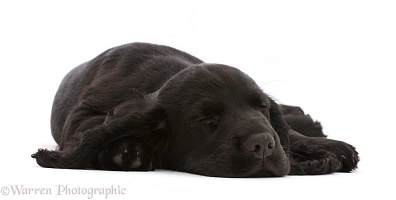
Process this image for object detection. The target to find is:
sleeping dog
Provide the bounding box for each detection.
[32,43,359,177]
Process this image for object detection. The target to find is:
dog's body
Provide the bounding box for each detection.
[32,43,358,177]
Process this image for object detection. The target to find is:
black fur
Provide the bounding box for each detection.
[281,105,326,137]
[32,43,359,177]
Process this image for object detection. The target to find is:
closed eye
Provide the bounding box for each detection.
[197,116,219,126]
[190,98,222,128]
[258,103,270,117]
[248,88,270,114]
[258,103,268,110]
[190,116,219,128]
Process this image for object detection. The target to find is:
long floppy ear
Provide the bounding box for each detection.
[32,101,168,169]
[269,99,290,153]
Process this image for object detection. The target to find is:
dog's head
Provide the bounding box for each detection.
[149,64,290,177]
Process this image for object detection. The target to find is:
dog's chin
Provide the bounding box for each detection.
[247,158,291,177]
[183,156,290,178]
[237,158,290,178]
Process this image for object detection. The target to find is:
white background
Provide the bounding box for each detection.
[1,0,395,199]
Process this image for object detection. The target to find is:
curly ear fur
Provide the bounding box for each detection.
[32,101,168,169]
[269,99,290,153]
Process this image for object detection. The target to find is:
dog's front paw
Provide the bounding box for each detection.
[94,138,155,171]
[320,139,359,172]
[289,138,359,175]
[290,146,341,175]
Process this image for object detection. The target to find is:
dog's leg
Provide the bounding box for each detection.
[288,130,359,175]
[32,105,167,170]
[55,100,107,151]
[32,114,140,169]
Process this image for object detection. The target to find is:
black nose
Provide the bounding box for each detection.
[244,133,275,158]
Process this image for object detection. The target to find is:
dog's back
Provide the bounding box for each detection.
[51,43,203,144]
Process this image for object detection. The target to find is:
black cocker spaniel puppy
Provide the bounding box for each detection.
[32,43,359,177]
